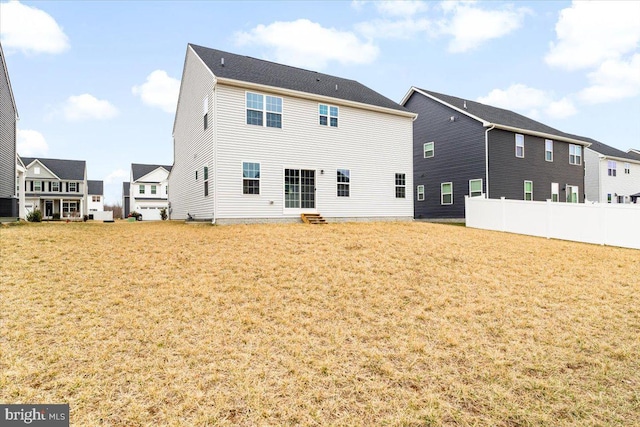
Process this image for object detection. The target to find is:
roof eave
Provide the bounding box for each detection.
[587,150,640,165]
[487,123,592,147]
[216,77,417,119]
[408,87,487,124]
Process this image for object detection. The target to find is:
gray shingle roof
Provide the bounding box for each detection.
[575,137,640,161]
[415,88,590,143]
[189,44,408,112]
[131,163,172,181]
[87,180,103,195]
[20,157,86,180]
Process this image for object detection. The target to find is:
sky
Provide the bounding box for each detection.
[1,0,639,205]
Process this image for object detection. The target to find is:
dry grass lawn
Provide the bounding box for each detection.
[1,220,639,426]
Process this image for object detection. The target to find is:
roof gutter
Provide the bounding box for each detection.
[216,77,417,119]
[486,123,592,147]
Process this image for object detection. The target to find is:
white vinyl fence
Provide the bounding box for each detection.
[465,196,640,250]
[90,211,114,221]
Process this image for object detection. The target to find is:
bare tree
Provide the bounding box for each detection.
[104,203,123,219]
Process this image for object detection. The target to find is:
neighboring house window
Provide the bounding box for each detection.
[545,139,553,162]
[92,196,101,202]
[242,162,260,195]
[34,166,41,175]
[608,161,617,176]
[469,179,482,197]
[551,183,559,202]
[195,170,198,180]
[524,180,533,201]
[139,184,145,194]
[204,166,209,197]
[607,193,612,203]
[204,180,209,197]
[417,185,425,201]
[337,169,350,197]
[34,181,41,191]
[246,92,282,128]
[617,195,624,204]
[151,185,157,195]
[165,185,168,195]
[424,142,434,158]
[52,182,59,192]
[569,144,582,165]
[566,185,578,203]
[515,134,524,158]
[319,104,338,127]
[441,182,453,205]
[69,182,77,192]
[395,173,406,198]
[203,96,209,130]
[624,163,630,174]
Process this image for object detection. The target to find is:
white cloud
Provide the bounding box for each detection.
[355,17,431,40]
[0,0,69,55]
[234,19,379,70]
[578,54,640,104]
[438,2,530,53]
[104,169,129,184]
[376,1,428,17]
[545,1,640,71]
[62,94,119,121]
[131,70,180,114]
[477,84,576,120]
[17,129,49,156]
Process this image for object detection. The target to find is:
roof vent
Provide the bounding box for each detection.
[463,100,467,109]
[335,84,338,91]
[221,58,225,66]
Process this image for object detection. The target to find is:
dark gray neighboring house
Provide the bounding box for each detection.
[402,87,591,220]
[122,182,130,218]
[0,42,18,217]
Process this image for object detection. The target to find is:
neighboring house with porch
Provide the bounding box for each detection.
[0,42,19,218]
[20,156,88,219]
[584,138,640,204]
[168,44,415,223]
[129,163,171,220]
[87,180,104,212]
[401,87,591,220]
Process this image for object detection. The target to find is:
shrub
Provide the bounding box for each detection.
[27,209,42,222]
[52,213,61,221]
[160,208,168,221]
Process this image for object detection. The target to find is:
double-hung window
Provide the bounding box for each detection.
[515,134,524,158]
[624,163,630,174]
[246,92,282,128]
[337,169,350,197]
[395,173,406,198]
[319,104,338,127]
[608,161,617,176]
[424,142,434,158]
[139,184,145,194]
[545,139,553,162]
[416,185,425,201]
[569,144,582,165]
[469,179,482,197]
[51,182,60,192]
[524,180,533,201]
[203,96,209,130]
[33,181,41,192]
[441,182,453,205]
[242,162,260,195]
[69,182,77,192]
[151,185,157,195]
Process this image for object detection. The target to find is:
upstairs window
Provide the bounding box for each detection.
[242,162,260,195]
[203,96,209,130]
[69,182,78,192]
[608,161,617,176]
[151,185,157,195]
[319,104,338,127]
[246,92,282,128]
[469,179,482,197]
[624,163,630,174]
[515,134,524,158]
[524,180,533,201]
[34,181,42,192]
[337,169,350,197]
[545,139,553,162]
[51,182,60,192]
[204,166,209,180]
[424,142,434,158]
[395,173,406,198]
[569,144,582,165]
[139,184,145,194]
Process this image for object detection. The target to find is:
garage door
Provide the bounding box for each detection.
[139,206,162,221]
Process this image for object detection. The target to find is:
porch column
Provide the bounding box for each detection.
[60,198,64,218]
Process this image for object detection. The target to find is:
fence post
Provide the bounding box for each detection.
[546,199,552,239]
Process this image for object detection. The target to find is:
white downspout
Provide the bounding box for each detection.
[485,124,495,198]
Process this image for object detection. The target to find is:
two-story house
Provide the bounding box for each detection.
[401,87,591,220]
[128,163,171,220]
[87,180,105,212]
[20,156,88,219]
[584,138,640,204]
[0,42,19,218]
[168,44,416,223]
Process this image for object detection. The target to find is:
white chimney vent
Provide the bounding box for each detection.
[221,58,225,66]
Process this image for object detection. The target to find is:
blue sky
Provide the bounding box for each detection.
[2,0,639,204]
